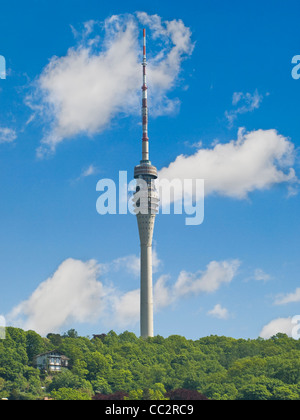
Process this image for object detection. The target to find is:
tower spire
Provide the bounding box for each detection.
[142,28,149,161]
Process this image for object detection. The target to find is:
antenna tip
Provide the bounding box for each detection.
[143,28,146,37]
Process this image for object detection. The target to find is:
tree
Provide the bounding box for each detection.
[85,351,110,382]
[119,331,139,343]
[26,330,47,362]
[0,378,9,399]
[108,369,134,392]
[2,326,300,401]
[72,360,89,379]
[272,385,299,400]
[148,383,168,400]
[63,329,78,339]
[271,358,300,384]
[51,387,91,400]
[237,384,272,400]
[166,389,209,400]
[93,391,129,400]
[48,368,92,395]
[91,376,112,395]
[124,389,144,400]
[227,356,267,378]
[204,382,238,400]
[47,333,63,347]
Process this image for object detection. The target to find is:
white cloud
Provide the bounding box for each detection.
[7,256,238,334]
[110,260,240,326]
[81,164,98,178]
[101,259,239,327]
[173,260,240,296]
[29,12,193,157]
[7,256,143,334]
[73,164,99,182]
[225,89,264,126]
[109,289,140,328]
[253,268,271,282]
[0,127,17,143]
[153,275,172,310]
[274,287,300,305]
[259,317,295,339]
[158,128,297,202]
[154,259,240,310]
[7,258,109,335]
[207,304,229,319]
[110,254,141,277]
[244,268,271,283]
[102,249,161,278]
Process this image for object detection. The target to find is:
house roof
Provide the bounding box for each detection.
[34,350,69,359]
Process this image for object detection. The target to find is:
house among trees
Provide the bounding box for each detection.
[34,351,69,372]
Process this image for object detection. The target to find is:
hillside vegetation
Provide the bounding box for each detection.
[1,327,300,400]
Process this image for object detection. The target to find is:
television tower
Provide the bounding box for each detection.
[134,29,159,338]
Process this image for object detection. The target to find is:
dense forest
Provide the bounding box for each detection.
[1,327,300,400]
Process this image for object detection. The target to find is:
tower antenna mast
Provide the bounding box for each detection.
[142,28,149,161]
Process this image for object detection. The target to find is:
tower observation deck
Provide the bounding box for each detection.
[134,29,159,338]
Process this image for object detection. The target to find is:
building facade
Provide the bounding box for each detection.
[35,351,69,372]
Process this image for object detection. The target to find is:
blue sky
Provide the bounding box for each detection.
[1,0,300,340]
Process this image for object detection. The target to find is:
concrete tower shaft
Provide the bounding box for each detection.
[137,213,156,338]
[134,29,159,338]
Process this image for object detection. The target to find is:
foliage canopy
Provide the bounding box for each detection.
[1,327,300,400]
